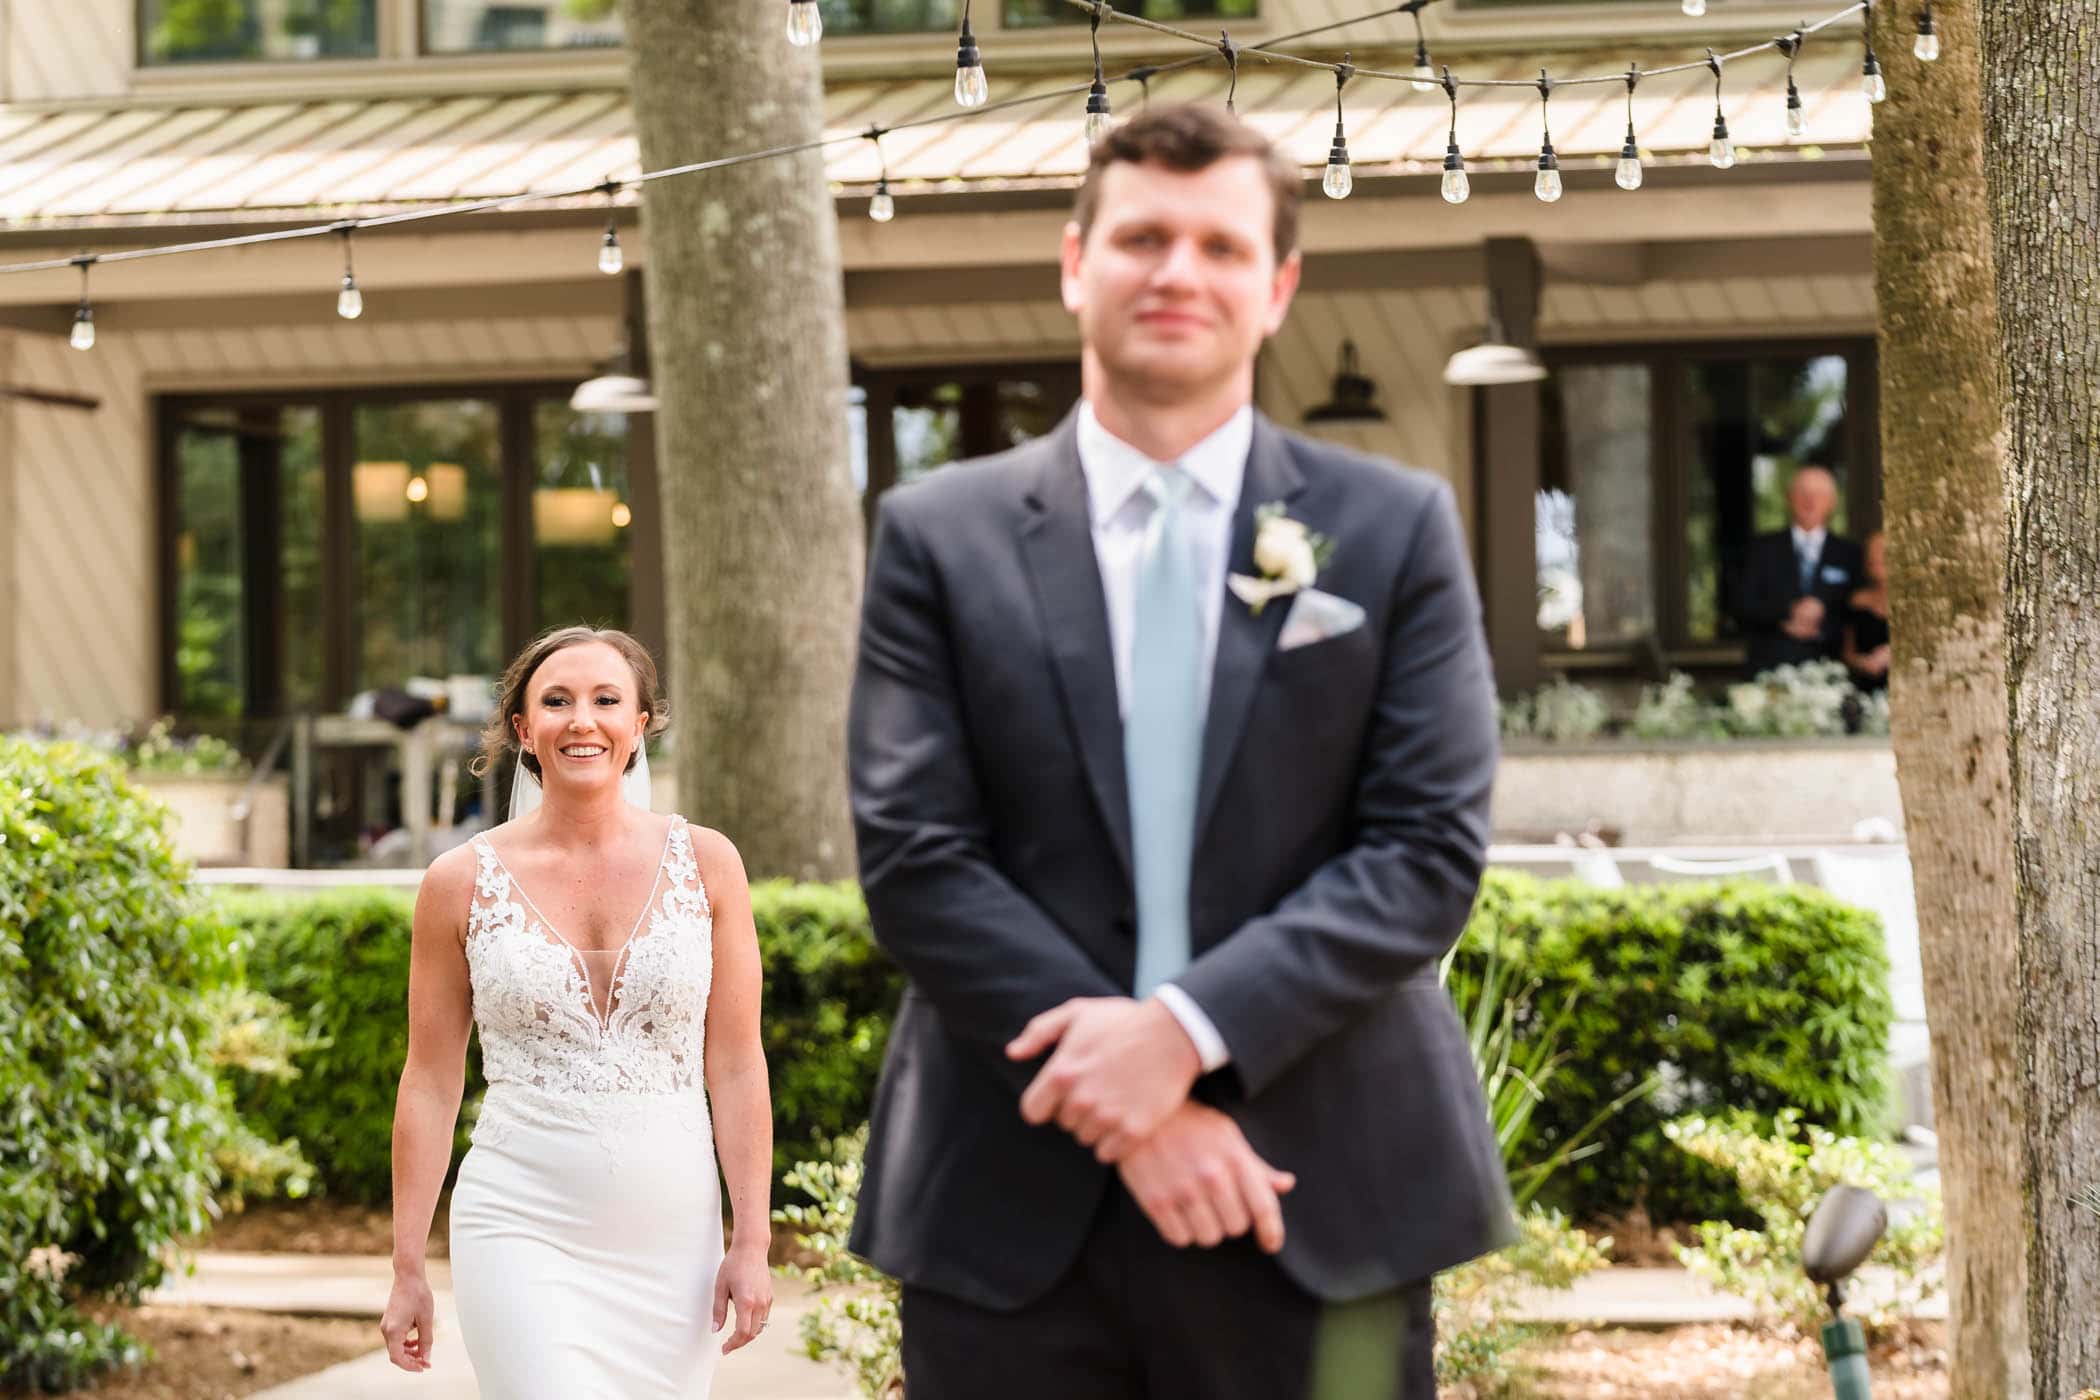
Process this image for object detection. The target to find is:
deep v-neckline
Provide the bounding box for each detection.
[478,816,682,1029]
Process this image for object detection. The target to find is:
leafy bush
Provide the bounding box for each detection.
[1724,660,1855,738]
[1631,672,1730,741]
[774,1126,902,1400]
[1500,677,1610,743]
[213,879,901,1202]
[1665,1110,1942,1335]
[1453,872,1893,1223]
[0,737,232,1389]
[1508,664,1889,744]
[125,716,245,776]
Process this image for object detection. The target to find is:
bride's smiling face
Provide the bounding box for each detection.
[513,641,650,783]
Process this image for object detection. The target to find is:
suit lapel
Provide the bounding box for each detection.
[1194,415,1305,848]
[1019,414,1134,884]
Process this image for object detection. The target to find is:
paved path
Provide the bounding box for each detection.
[149,1254,854,1399]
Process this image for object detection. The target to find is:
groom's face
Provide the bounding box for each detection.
[1061,155,1301,402]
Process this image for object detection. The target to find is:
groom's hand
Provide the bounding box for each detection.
[1008,996,1200,1161]
[1118,1103,1296,1253]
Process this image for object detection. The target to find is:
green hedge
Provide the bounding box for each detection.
[216,880,901,1204]
[218,867,1888,1227]
[0,738,228,1389]
[1450,871,1894,1222]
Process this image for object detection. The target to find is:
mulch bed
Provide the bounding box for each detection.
[1506,1321,1947,1399]
[191,1197,448,1259]
[69,1305,374,1399]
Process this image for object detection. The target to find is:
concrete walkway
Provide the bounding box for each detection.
[150,1251,1945,1397]
[148,1253,855,1399]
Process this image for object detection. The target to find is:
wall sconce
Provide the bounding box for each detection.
[1303,340,1386,425]
[1442,295,1548,387]
[534,487,620,546]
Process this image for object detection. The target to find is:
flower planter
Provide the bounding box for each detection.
[1493,738,1902,846]
[135,772,292,868]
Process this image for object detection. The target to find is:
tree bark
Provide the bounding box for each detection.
[1867,3,2030,1395]
[620,0,863,880]
[1980,3,2100,1394]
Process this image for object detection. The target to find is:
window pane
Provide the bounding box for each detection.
[141,0,377,63]
[819,0,960,35]
[1536,364,1653,650]
[1687,354,1850,641]
[894,382,964,485]
[421,0,622,53]
[353,400,503,688]
[532,402,633,631]
[1005,0,1252,25]
[172,428,245,717]
[276,409,327,711]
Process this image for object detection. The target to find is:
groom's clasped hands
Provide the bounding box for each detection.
[1007,996,1296,1254]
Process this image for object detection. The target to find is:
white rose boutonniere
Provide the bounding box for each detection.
[1228,503,1334,615]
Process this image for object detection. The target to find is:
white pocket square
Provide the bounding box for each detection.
[1278,587,1366,651]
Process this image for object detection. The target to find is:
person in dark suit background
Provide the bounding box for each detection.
[1841,529,1891,692]
[846,104,1509,1400]
[1736,464,1864,678]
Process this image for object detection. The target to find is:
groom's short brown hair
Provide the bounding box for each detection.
[1071,102,1302,263]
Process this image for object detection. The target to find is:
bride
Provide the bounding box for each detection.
[383,626,773,1395]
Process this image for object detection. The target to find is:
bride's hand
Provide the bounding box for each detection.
[380,1271,437,1372]
[713,1246,774,1355]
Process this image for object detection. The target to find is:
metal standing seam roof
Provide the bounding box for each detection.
[0,44,1871,227]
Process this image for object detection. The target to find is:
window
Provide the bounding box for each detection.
[820,0,961,37]
[160,385,655,721]
[140,0,378,64]
[421,0,622,53]
[856,365,1081,534]
[1533,341,1876,663]
[1004,0,1252,25]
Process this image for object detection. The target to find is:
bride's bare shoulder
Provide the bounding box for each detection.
[675,820,747,881]
[416,839,483,923]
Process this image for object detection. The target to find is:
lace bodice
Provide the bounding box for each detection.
[464,816,714,1146]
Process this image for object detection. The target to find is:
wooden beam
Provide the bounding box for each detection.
[1479,236,1544,697]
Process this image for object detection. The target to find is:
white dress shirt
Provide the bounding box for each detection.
[1075,400,1248,1074]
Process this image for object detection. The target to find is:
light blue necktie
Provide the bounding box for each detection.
[1797,538,1817,592]
[1126,468,1204,998]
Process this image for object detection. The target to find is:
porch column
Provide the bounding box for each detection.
[1479,236,1543,696]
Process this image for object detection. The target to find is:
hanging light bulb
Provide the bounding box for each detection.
[1786,77,1806,138]
[1863,49,1887,102]
[954,7,988,108]
[869,177,895,223]
[1411,38,1434,92]
[1323,62,1353,199]
[785,0,822,47]
[1439,71,1469,205]
[1616,126,1643,190]
[1534,142,1562,203]
[1532,72,1560,204]
[68,255,95,351]
[1914,3,1940,61]
[1615,67,1643,190]
[335,226,362,320]
[1710,114,1736,169]
[1681,0,1706,14]
[597,225,624,276]
[1085,79,1113,144]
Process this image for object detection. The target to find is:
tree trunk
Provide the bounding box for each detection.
[1867,3,2029,1395]
[620,0,863,880]
[1980,3,2100,1394]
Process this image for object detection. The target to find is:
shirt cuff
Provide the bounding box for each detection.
[1153,983,1232,1074]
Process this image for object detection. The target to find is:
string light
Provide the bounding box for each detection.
[1914,1,1939,61]
[785,0,822,48]
[866,128,895,222]
[1324,59,1355,198]
[1616,65,1643,190]
[954,1,988,107]
[1707,49,1735,169]
[1084,3,1114,143]
[0,0,1941,297]
[596,180,623,276]
[69,254,94,351]
[1533,71,1562,203]
[1780,30,1807,139]
[1404,1,1434,92]
[1219,31,1239,115]
[335,225,363,320]
[1682,0,1706,15]
[1862,0,1888,101]
[1439,67,1468,205]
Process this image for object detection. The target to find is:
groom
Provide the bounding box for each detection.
[847,103,1510,1399]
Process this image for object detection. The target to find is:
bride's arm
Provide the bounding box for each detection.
[699,828,774,1353]
[381,847,476,1372]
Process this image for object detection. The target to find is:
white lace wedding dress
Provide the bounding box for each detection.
[450,814,722,1397]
